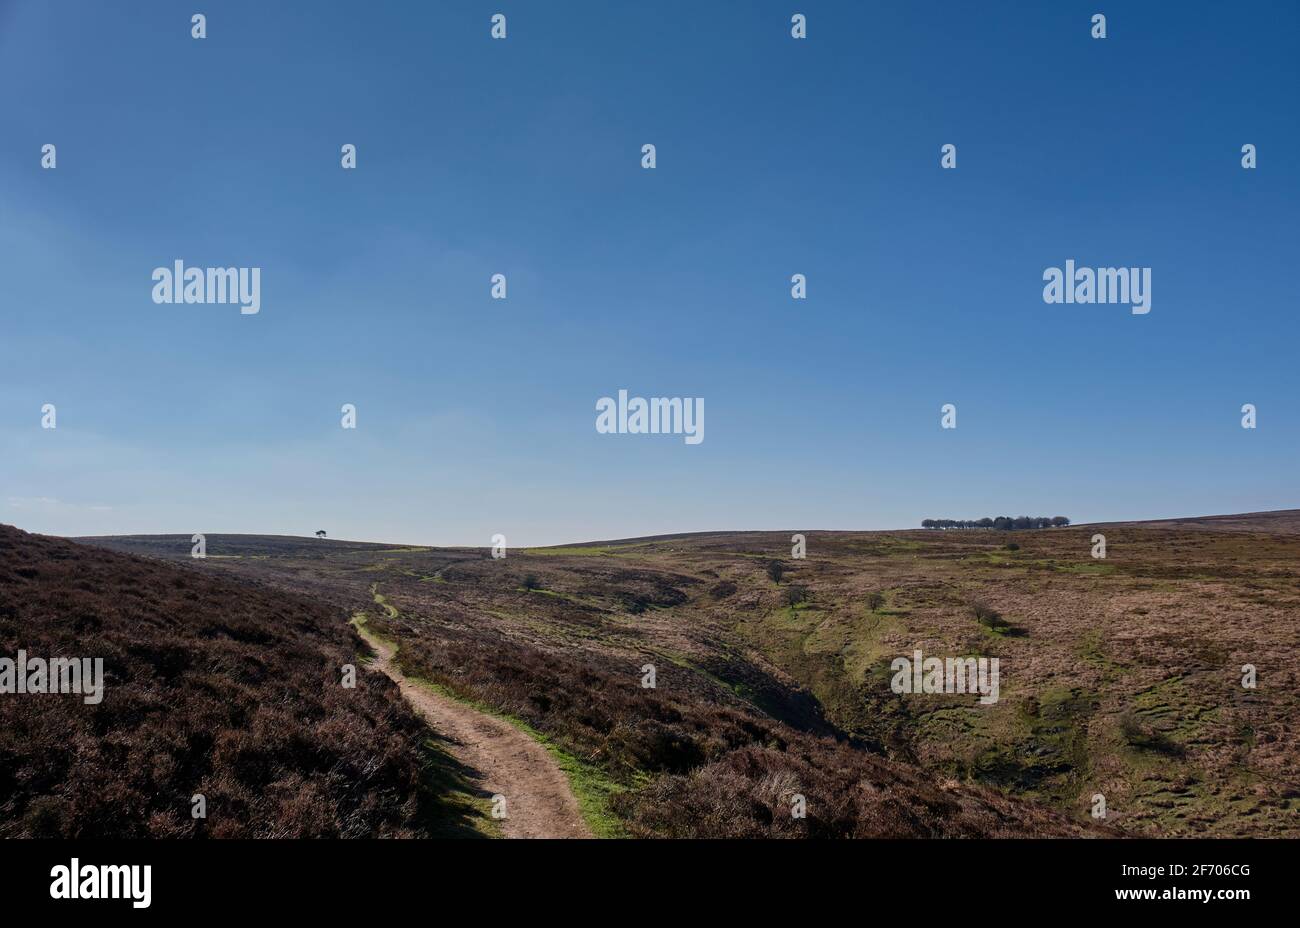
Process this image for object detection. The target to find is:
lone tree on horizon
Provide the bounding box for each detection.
[315,530,327,539]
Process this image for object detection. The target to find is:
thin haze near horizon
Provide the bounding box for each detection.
[2,1,1298,547]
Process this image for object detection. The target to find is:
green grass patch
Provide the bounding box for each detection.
[521,544,642,557]
[412,736,502,838]
[964,686,1095,803]
[413,676,630,838]
[368,583,399,618]
[350,613,498,837]
[355,604,626,838]
[1050,560,1120,576]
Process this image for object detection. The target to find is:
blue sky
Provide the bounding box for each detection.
[2,1,1297,546]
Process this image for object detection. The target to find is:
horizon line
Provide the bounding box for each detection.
[43,506,1299,550]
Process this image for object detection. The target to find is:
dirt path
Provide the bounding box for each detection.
[354,618,591,839]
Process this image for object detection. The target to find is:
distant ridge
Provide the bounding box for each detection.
[71,509,1300,554]
[1090,509,1300,534]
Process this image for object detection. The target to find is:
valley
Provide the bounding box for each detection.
[77,514,1300,837]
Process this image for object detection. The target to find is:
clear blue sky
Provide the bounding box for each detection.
[2,1,1297,546]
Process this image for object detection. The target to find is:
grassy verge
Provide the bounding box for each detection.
[409,674,629,839]
[355,593,628,838]
[413,735,503,838]
[351,611,499,838]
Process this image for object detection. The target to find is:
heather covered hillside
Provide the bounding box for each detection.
[0,524,1098,839]
[87,519,1300,838]
[51,513,1299,839]
[0,524,489,838]
[82,532,1119,838]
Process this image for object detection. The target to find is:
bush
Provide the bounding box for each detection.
[1005,543,1020,552]
[766,561,785,584]
[782,585,810,607]
[1118,712,1143,743]
[620,592,649,614]
[709,580,737,600]
[1118,712,1183,755]
[866,592,886,611]
[970,599,1007,630]
[521,574,541,590]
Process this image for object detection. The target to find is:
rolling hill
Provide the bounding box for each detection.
[1095,509,1300,534]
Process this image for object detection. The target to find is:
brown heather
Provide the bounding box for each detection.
[0,524,441,838]
[57,513,1300,838]
[80,532,1115,837]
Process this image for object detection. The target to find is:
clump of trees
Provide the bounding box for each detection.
[921,516,1070,531]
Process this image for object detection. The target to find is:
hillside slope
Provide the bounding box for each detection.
[0,524,488,838]
[1095,509,1300,534]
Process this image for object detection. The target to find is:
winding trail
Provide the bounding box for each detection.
[353,600,591,839]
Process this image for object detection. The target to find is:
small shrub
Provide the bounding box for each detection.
[866,592,886,612]
[782,585,809,607]
[521,574,541,590]
[1118,712,1183,755]
[970,599,1007,630]
[1118,712,1143,743]
[766,561,785,584]
[1005,543,1020,552]
[709,580,737,600]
